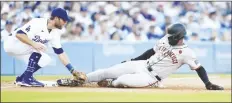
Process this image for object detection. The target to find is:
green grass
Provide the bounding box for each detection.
[1,91,231,102]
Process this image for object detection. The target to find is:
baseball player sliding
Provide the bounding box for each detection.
[3,8,86,87]
[58,23,223,90]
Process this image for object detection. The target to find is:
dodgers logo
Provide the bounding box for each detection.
[32,35,49,44]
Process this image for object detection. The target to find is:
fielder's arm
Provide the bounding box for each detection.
[16,32,34,46]
[121,48,155,63]
[53,47,74,73]
[54,48,87,82]
[58,53,72,70]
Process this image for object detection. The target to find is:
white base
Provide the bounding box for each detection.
[39,81,58,87]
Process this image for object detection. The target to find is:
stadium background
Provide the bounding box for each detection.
[1,1,231,75]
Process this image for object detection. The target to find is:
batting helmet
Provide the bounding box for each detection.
[167,23,186,46]
[51,8,71,22]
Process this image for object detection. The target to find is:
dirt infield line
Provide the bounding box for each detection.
[1,86,16,89]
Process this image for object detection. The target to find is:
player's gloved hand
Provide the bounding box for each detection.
[57,78,82,87]
[205,82,224,90]
[71,70,87,85]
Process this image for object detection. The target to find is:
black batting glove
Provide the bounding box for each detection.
[205,82,224,90]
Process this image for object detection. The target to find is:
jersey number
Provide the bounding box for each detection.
[25,25,31,32]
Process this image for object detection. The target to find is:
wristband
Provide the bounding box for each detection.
[66,63,74,73]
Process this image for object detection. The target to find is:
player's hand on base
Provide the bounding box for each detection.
[205,82,224,90]
[32,42,47,52]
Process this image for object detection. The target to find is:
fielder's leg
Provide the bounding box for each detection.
[15,52,52,87]
[20,52,42,87]
[4,37,51,87]
[86,60,147,83]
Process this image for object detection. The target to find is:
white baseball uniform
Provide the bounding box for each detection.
[86,35,201,87]
[3,18,62,67]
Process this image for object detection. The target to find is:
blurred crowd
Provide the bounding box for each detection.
[1,1,231,42]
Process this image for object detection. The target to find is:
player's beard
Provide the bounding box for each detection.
[55,23,62,29]
[55,20,63,29]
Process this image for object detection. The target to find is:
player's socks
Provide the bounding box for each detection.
[20,52,42,79]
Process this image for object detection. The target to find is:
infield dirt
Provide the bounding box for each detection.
[1,76,231,92]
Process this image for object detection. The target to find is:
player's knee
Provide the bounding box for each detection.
[112,75,127,87]
[38,53,52,67]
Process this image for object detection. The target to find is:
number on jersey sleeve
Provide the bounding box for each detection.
[20,19,41,36]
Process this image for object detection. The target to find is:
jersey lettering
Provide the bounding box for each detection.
[32,35,49,44]
[158,46,178,64]
[169,51,178,64]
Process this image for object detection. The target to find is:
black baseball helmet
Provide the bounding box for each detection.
[167,23,186,45]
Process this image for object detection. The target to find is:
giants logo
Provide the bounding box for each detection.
[159,46,178,64]
[32,35,48,44]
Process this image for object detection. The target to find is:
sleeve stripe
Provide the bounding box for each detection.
[53,47,64,54]
[16,30,27,35]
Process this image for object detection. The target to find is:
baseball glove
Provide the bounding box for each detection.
[205,82,224,90]
[71,70,87,85]
[57,78,82,87]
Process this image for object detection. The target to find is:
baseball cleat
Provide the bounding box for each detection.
[97,79,113,87]
[20,76,44,87]
[14,76,23,86]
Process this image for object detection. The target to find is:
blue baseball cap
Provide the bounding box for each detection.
[6,20,13,25]
[51,8,71,22]
[24,6,32,10]
[80,6,88,12]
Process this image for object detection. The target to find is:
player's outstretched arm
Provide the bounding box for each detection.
[57,52,73,72]
[195,66,224,90]
[121,48,155,63]
[53,47,87,82]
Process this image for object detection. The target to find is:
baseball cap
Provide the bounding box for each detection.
[24,6,32,10]
[80,6,88,12]
[51,8,71,22]
[6,20,13,25]
[192,32,198,36]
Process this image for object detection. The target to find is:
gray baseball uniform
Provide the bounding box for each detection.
[86,35,201,87]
